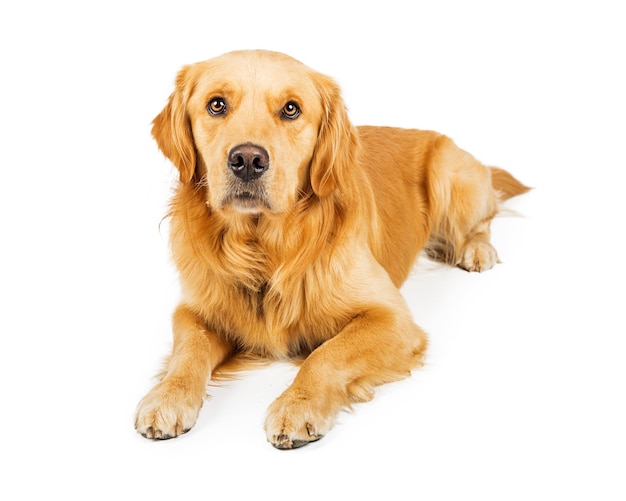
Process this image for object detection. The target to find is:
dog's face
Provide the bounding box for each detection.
[152,50,358,215]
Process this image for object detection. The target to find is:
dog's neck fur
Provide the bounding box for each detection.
[169,182,354,295]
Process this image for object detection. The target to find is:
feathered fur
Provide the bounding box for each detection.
[135,50,528,448]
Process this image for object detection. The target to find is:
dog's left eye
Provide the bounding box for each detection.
[281,102,301,119]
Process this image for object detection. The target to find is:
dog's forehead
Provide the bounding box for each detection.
[193,51,319,99]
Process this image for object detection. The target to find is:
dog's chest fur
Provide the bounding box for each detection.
[170,187,351,357]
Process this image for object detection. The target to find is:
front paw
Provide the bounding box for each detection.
[264,390,338,449]
[135,379,203,440]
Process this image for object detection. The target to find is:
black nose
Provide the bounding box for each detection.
[228,143,269,182]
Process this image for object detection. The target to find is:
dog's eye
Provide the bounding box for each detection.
[207,97,227,115]
[281,102,301,119]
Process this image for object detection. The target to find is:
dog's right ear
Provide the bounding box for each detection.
[151,66,196,183]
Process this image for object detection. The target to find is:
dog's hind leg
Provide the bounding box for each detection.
[424,136,528,272]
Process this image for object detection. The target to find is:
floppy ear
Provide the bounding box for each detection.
[151,66,196,183]
[309,73,359,198]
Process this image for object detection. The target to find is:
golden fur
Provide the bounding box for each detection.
[135,50,529,448]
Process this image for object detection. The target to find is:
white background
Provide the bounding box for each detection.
[1,1,624,499]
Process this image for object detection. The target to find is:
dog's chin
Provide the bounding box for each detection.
[226,193,270,215]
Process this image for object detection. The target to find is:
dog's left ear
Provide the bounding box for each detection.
[309,73,359,198]
[151,65,197,183]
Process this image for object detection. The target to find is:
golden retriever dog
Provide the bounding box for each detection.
[135,49,529,449]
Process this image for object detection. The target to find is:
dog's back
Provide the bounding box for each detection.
[359,126,529,278]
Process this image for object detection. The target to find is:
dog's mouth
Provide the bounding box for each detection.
[225,190,271,214]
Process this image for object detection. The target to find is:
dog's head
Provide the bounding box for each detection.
[152,50,358,215]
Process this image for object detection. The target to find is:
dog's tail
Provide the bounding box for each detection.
[490,167,531,201]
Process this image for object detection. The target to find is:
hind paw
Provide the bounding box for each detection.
[459,241,498,272]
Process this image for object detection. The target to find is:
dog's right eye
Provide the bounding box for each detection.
[207,97,227,115]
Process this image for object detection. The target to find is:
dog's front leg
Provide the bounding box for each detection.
[265,306,427,449]
[135,305,232,439]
